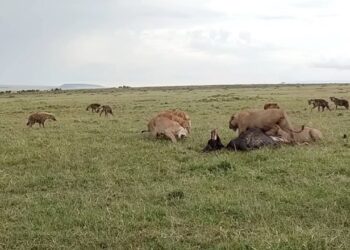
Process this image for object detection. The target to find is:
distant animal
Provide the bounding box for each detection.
[203,129,225,152]
[330,97,349,110]
[156,109,191,133]
[273,125,323,144]
[27,112,57,128]
[98,105,113,116]
[264,103,280,110]
[308,99,331,111]
[142,116,188,143]
[226,128,284,151]
[229,109,304,141]
[86,103,101,112]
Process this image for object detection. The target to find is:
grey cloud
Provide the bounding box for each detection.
[187,29,280,58]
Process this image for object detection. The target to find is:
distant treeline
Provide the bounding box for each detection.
[0,86,133,95]
[0,88,63,95]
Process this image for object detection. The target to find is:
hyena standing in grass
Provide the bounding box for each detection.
[330,97,349,110]
[308,99,331,111]
[86,103,101,112]
[27,112,57,128]
[98,105,113,117]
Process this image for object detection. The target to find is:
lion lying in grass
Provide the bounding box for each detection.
[27,112,56,128]
[272,125,322,144]
[156,109,191,133]
[143,109,190,143]
[143,116,188,143]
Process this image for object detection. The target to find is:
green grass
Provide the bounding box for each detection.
[0,84,349,249]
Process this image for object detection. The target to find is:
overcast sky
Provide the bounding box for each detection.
[1,0,350,86]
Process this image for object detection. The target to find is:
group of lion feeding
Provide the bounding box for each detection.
[140,103,324,151]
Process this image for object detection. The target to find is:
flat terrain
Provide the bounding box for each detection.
[0,84,349,249]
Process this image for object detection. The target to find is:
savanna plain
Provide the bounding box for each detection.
[0,84,349,249]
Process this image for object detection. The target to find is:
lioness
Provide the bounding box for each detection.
[158,109,190,120]
[156,112,191,133]
[229,109,304,137]
[264,103,280,110]
[142,116,188,143]
[27,112,57,128]
[156,109,191,133]
[273,125,322,144]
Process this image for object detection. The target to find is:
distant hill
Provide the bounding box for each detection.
[59,84,104,90]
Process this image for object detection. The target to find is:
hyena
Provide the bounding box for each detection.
[86,103,101,112]
[330,97,349,110]
[98,105,113,117]
[27,112,57,128]
[308,99,331,111]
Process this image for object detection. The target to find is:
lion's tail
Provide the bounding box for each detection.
[141,129,149,133]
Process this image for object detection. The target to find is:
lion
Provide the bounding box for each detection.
[229,109,304,139]
[273,125,322,144]
[264,103,280,110]
[27,112,57,128]
[157,109,190,120]
[86,103,101,112]
[142,116,188,143]
[156,109,191,133]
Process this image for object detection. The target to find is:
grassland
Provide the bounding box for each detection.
[0,84,349,249]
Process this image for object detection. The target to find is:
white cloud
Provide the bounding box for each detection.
[1,0,350,85]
